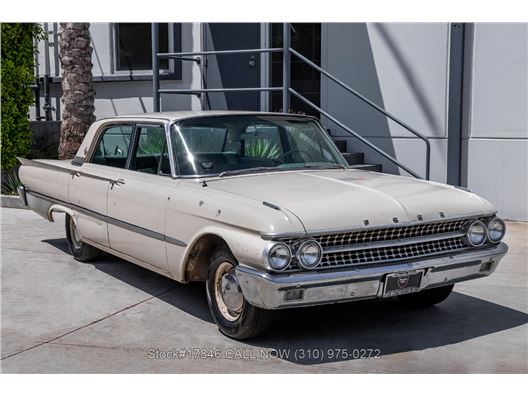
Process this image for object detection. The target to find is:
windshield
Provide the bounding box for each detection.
[170,115,348,176]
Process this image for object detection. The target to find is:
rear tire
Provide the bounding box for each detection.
[65,214,101,262]
[398,284,454,307]
[206,247,273,339]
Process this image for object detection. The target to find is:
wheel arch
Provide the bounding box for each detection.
[182,233,232,282]
[47,204,77,223]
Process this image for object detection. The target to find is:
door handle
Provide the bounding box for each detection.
[110,178,125,189]
[248,55,256,67]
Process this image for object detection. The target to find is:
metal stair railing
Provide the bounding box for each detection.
[151,21,284,110]
[151,23,431,180]
[290,88,421,179]
[288,47,431,180]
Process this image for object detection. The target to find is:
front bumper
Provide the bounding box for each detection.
[235,243,508,309]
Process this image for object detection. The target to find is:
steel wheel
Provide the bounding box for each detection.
[69,216,83,250]
[213,261,244,322]
[206,247,273,339]
[65,214,101,262]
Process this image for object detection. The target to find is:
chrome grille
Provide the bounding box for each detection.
[320,236,466,268]
[277,215,494,271]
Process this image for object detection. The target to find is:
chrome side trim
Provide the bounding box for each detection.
[18,157,123,185]
[25,189,187,247]
[164,236,188,247]
[260,211,497,240]
[18,157,74,174]
[323,231,466,253]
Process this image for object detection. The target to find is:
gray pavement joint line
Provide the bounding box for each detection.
[0,286,178,361]
[47,341,141,352]
[4,247,73,256]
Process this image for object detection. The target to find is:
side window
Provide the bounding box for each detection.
[92,125,134,168]
[131,125,169,174]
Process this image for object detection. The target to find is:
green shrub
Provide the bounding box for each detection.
[1,23,45,171]
[1,170,22,195]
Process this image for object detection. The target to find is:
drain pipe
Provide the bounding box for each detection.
[33,35,42,120]
[152,23,160,112]
[282,23,291,113]
[43,23,53,121]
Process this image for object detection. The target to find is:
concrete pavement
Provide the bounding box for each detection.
[1,208,527,373]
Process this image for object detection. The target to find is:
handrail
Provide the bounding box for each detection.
[150,23,430,180]
[290,88,422,179]
[158,87,282,95]
[157,48,282,59]
[289,47,431,180]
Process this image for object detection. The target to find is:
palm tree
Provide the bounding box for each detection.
[57,23,95,159]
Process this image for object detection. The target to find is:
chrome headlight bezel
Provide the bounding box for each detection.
[466,220,487,247]
[296,239,323,269]
[487,217,506,243]
[265,242,292,271]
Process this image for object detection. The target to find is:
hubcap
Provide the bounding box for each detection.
[214,262,244,321]
[69,217,82,250]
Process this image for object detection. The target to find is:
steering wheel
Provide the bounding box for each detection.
[276,149,314,163]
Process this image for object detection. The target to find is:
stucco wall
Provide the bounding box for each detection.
[321,22,527,220]
[320,23,450,182]
[464,23,528,220]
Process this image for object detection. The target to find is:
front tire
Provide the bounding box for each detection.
[206,247,273,339]
[398,284,454,307]
[65,214,101,262]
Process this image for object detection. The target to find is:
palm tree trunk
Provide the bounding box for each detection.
[57,23,95,160]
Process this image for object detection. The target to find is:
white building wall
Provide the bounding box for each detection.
[32,22,203,120]
[320,23,450,182]
[464,23,528,221]
[321,23,527,220]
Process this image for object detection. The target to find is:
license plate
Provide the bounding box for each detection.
[383,270,423,297]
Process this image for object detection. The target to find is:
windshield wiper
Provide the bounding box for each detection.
[218,167,284,178]
[218,164,346,178]
[299,164,347,170]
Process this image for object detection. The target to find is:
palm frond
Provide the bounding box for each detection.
[245,139,281,160]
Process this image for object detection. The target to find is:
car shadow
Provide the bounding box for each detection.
[43,237,528,365]
[42,237,212,323]
[249,294,528,364]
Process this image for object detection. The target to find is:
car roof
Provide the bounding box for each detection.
[102,110,315,123]
[75,111,318,161]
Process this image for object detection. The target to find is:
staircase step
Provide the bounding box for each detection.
[342,152,365,165]
[349,163,383,172]
[333,140,347,152]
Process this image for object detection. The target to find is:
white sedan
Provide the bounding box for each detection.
[18,111,508,339]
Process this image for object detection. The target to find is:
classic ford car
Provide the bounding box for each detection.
[18,111,508,339]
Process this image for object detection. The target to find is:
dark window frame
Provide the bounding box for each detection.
[128,123,171,176]
[88,122,171,176]
[113,23,182,79]
[89,123,136,169]
[269,23,321,115]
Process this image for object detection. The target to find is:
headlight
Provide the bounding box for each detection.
[296,240,323,269]
[466,221,487,246]
[267,243,291,271]
[487,218,506,243]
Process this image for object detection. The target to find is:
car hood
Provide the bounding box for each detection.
[205,169,495,232]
